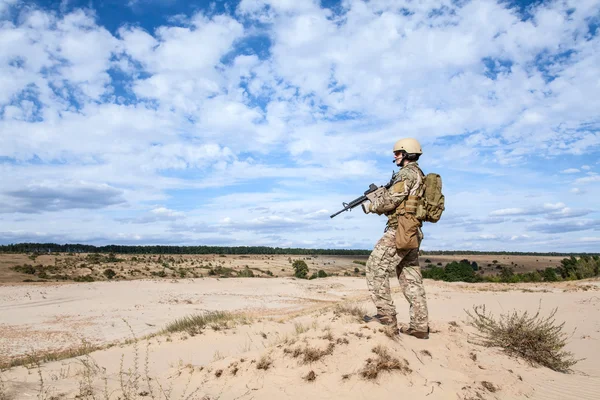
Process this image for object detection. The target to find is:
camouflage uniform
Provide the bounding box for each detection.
[365,161,429,332]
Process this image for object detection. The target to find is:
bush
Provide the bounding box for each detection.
[542,267,559,282]
[499,267,515,283]
[103,268,116,279]
[354,267,360,274]
[238,267,255,278]
[445,261,480,282]
[317,270,328,278]
[292,260,309,279]
[557,255,600,280]
[12,264,36,274]
[465,305,579,372]
[421,266,446,280]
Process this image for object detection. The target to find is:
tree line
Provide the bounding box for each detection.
[1,243,597,257]
[0,243,371,256]
[422,255,600,283]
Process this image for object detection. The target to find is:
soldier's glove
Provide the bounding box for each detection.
[361,201,373,214]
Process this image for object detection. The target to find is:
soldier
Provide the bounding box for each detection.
[361,138,430,339]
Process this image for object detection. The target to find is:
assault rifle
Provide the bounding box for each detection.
[330,174,395,218]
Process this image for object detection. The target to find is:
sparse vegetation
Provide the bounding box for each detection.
[360,345,411,379]
[284,343,335,364]
[334,303,367,322]
[465,305,579,372]
[161,311,245,336]
[256,354,272,370]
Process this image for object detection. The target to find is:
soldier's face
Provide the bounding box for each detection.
[393,151,404,166]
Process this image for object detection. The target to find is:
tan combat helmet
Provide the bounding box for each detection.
[393,138,422,154]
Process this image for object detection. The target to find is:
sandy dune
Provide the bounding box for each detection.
[1,277,599,399]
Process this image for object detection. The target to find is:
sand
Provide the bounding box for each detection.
[1,277,599,399]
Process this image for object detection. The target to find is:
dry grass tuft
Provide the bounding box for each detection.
[161,311,246,336]
[256,355,272,370]
[380,325,399,339]
[360,345,411,380]
[2,340,102,370]
[481,381,498,392]
[334,303,367,321]
[284,343,335,364]
[465,305,580,372]
[303,370,316,382]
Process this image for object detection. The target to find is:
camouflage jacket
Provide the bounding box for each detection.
[370,162,425,228]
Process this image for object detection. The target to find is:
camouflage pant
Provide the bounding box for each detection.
[365,228,429,331]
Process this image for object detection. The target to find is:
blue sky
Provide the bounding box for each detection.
[1,0,599,252]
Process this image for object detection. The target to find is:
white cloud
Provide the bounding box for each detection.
[575,175,600,184]
[1,0,600,251]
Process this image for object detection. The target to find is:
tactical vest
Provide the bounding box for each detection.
[386,163,425,228]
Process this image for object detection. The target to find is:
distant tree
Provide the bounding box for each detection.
[471,261,479,271]
[292,260,309,279]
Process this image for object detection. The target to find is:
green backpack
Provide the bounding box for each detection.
[417,173,445,223]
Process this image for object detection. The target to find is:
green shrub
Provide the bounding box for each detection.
[499,267,515,283]
[103,268,116,279]
[542,267,559,282]
[317,269,328,278]
[421,266,446,280]
[445,261,480,282]
[292,260,309,279]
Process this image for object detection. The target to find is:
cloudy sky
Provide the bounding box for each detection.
[0,0,599,252]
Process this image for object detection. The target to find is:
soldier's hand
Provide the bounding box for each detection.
[361,201,372,214]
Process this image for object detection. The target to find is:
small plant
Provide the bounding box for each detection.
[161,311,243,335]
[256,355,272,370]
[334,303,366,321]
[360,345,411,379]
[465,305,579,372]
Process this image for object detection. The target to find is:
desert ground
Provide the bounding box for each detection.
[0,254,599,400]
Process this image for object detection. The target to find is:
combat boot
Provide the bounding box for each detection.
[363,314,397,326]
[400,326,429,339]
